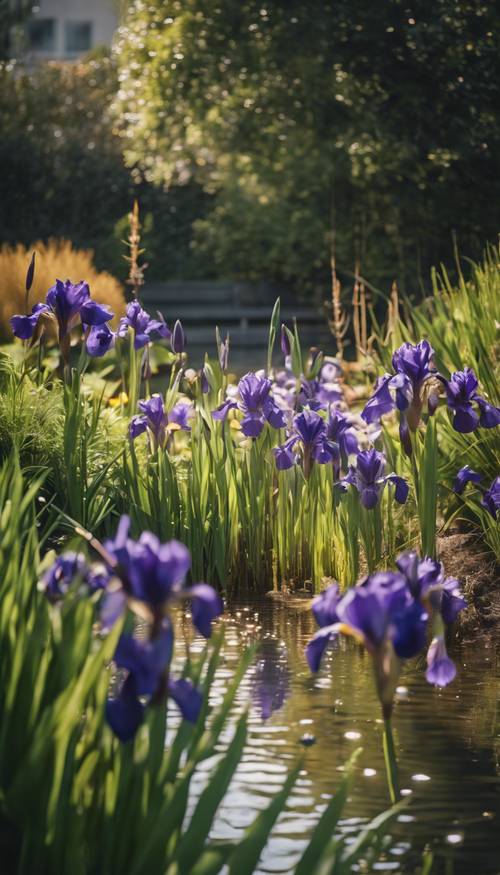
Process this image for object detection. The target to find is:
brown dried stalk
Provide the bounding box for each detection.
[124,200,147,299]
[352,261,361,360]
[385,280,400,343]
[328,250,349,361]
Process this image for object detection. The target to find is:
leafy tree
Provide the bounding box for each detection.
[0,50,209,281]
[114,0,500,294]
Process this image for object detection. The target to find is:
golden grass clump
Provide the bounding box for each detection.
[0,239,125,340]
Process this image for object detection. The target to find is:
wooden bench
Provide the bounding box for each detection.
[140,280,333,368]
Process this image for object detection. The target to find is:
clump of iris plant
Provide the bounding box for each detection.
[100,518,222,740]
[273,408,337,478]
[117,300,170,349]
[42,517,223,742]
[212,371,285,438]
[361,340,440,455]
[444,367,500,433]
[338,448,408,509]
[11,278,115,366]
[130,393,193,452]
[306,550,466,800]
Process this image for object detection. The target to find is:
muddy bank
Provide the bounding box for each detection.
[438,532,500,638]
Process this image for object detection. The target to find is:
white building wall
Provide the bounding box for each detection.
[29,0,117,59]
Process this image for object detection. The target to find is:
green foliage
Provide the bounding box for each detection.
[0,53,209,282]
[114,0,500,292]
[0,457,400,874]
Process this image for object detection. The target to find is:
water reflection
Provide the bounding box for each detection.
[174,597,500,874]
[251,637,292,720]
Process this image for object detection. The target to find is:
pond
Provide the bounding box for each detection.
[172,596,500,874]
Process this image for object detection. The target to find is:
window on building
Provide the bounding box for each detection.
[27,18,56,52]
[65,21,92,54]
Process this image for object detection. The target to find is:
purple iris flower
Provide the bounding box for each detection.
[453,465,482,495]
[10,303,50,340]
[171,319,186,354]
[362,341,441,452]
[100,517,222,740]
[445,367,500,433]
[101,516,223,632]
[280,323,291,357]
[251,639,291,720]
[86,323,115,357]
[41,552,108,601]
[394,550,466,685]
[105,619,203,741]
[130,394,193,451]
[306,571,428,716]
[47,280,112,337]
[11,280,114,355]
[213,372,286,438]
[299,361,343,410]
[482,476,500,519]
[117,301,170,350]
[326,408,359,474]
[426,636,457,686]
[339,448,408,509]
[273,408,337,477]
[395,551,467,624]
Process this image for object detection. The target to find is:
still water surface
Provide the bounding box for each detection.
[173,597,500,874]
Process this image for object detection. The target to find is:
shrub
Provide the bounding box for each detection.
[0,239,125,339]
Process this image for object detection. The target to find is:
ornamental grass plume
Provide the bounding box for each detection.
[0,239,125,340]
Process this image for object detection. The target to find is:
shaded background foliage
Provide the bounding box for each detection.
[1,1,500,296]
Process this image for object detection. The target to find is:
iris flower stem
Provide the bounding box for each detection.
[383,717,400,804]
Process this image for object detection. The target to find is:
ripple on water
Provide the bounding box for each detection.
[173,597,500,874]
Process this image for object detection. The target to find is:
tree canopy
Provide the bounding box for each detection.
[114,0,500,293]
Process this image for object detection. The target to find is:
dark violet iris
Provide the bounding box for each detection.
[306,548,465,716]
[482,476,500,519]
[11,279,114,358]
[130,394,193,451]
[171,319,186,354]
[339,448,408,509]
[326,408,359,474]
[306,570,428,715]
[41,516,223,742]
[10,303,50,341]
[445,367,500,434]
[117,300,170,350]
[41,552,108,601]
[86,323,115,357]
[273,408,337,477]
[453,465,482,495]
[395,551,467,624]
[280,323,291,357]
[213,371,285,438]
[100,518,221,739]
[362,341,438,427]
[100,517,223,629]
[362,341,442,454]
